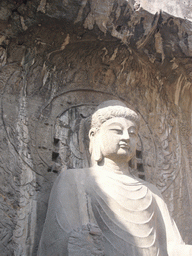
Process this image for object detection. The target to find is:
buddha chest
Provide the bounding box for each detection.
[87,170,168,256]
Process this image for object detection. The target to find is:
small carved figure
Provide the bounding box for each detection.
[38,100,192,256]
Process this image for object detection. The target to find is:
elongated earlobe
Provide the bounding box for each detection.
[89,128,96,156]
[93,140,102,163]
[89,129,103,165]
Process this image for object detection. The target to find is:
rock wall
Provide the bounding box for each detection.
[0,0,192,255]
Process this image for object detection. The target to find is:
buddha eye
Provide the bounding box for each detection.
[128,127,137,136]
[110,128,123,134]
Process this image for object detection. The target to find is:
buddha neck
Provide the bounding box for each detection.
[92,157,132,176]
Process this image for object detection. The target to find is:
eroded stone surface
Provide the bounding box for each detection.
[38,101,192,255]
[0,1,192,255]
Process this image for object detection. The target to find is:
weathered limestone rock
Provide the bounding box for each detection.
[37,101,192,255]
[0,0,192,255]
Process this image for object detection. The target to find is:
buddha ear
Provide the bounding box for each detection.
[89,128,103,164]
[89,128,96,139]
[93,143,103,163]
[89,128,95,157]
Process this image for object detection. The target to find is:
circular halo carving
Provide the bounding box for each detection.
[35,89,157,183]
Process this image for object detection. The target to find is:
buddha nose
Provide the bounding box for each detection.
[122,130,130,141]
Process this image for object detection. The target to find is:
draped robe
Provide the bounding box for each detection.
[38,168,192,256]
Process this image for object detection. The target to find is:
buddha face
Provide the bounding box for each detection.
[90,117,138,163]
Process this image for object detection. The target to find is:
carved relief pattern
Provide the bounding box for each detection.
[53,106,96,171]
[0,61,37,255]
[13,96,37,256]
[152,115,179,188]
[0,65,22,255]
[0,131,19,255]
[150,113,183,220]
[0,26,191,255]
[46,103,156,186]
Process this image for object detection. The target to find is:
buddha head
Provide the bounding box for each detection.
[88,100,140,168]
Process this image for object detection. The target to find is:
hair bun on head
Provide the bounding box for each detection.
[91,100,140,130]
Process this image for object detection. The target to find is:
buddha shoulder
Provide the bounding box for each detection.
[56,168,88,186]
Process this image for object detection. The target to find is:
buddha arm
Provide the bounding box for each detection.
[38,169,89,256]
[151,185,192,256]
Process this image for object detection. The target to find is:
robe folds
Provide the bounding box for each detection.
[38,168,192,256]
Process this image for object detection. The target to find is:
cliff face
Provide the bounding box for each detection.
[0,1,192,255]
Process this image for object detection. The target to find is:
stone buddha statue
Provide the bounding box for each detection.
[38,100,192,256]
